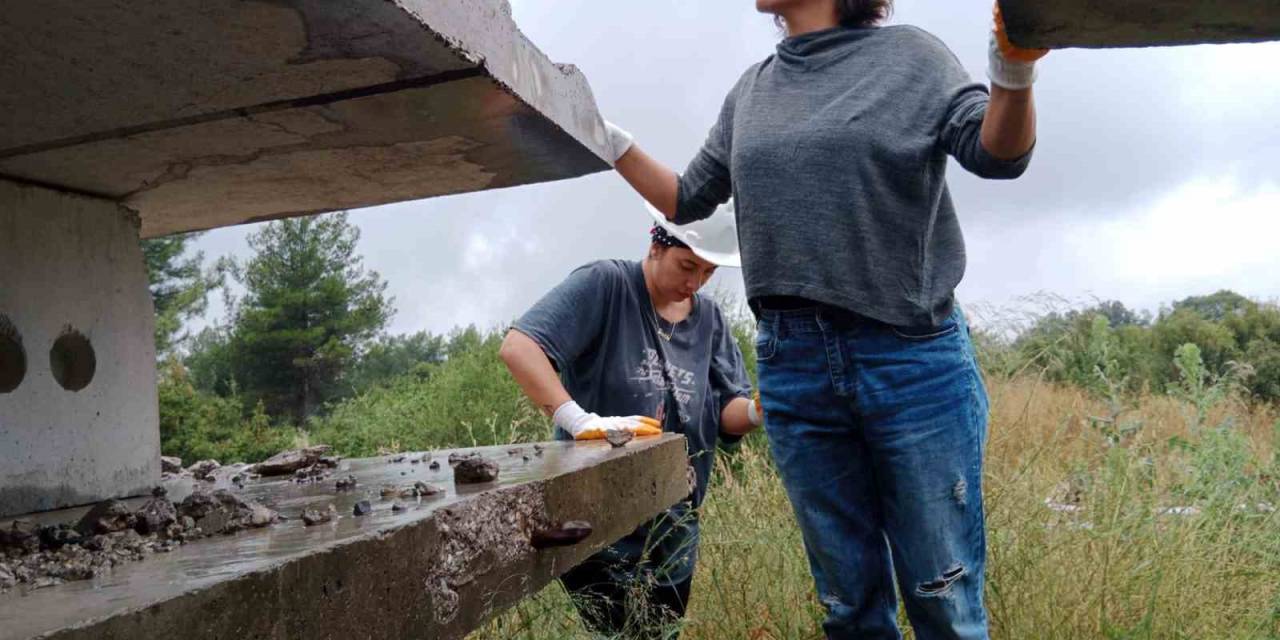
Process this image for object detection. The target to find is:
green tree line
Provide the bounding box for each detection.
[982,290,1280,404]
[143,213,1280,463]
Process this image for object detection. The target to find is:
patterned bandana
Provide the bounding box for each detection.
[650,224,690,250]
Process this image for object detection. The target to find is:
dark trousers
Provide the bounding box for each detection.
[559,555,694,640]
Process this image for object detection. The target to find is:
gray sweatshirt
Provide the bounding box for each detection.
[675,25,1032,328]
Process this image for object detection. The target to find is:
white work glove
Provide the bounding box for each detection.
[746,392,764,427]
[553,400,661,441]
[986,4,1049,91]
[602,120,635,167]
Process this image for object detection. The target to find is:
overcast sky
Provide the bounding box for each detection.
[191,1,1280,337]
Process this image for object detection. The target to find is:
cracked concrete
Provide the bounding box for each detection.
[0,0,610,237]
[1000,0,1280,48]
[0,436,689,640]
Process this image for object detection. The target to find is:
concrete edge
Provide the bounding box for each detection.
[400,0,613,168]
[35,437,689,640]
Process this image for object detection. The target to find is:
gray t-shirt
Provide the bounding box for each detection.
[513,259,751,584]
[676,24,1033,328]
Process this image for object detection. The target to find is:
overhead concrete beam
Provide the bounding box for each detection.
[999,0,1280,48]
[0,0,611,237]
[0,436,690,640]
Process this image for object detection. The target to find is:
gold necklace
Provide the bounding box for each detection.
[649,299,686,342]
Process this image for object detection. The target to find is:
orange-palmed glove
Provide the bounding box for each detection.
[746,391,764,427]
[553,400,662,441]
[988,3,1049,90]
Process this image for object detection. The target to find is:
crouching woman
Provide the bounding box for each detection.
[500,204,761,638]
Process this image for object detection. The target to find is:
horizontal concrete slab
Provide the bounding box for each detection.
[0,436,689,640]
[999,0,1280,48]
[0,0,611,237]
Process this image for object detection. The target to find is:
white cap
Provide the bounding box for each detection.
[645,200,741,268]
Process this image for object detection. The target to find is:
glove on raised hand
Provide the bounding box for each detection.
[987,4,1049,91]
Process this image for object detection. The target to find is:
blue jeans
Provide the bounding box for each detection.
[755,304,990,640]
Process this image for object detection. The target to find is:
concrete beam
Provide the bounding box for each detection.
[0,0,611,237]
[0,436,690,640]
[0,179,159,518]
[1000,0,1280,48]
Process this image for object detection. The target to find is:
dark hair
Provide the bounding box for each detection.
[777,0,894,30]
[650,225,690,251]
[838,0,893,26]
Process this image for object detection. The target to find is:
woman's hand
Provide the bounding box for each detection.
[720,393,764,436]
[987,4,1049,91]
[553,400,663,441]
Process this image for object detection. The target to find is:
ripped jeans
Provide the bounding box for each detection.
[756,304,989,640]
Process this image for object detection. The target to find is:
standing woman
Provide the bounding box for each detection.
[595,1,1046,638]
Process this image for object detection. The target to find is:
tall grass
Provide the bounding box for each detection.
[470,373,1278,639]
[308,332,551,454]
[196,304,1278,638]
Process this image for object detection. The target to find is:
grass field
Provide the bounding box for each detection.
[470,374,1280,639]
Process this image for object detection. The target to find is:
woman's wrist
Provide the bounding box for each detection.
[746,393,764,427]
[552,400,589,435]
[603,120,634,166]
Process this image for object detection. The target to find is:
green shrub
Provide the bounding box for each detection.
[309,330,547,456]
[157,358,298,464]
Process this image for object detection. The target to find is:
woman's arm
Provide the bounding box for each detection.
[941,6,1047,178]
[980,4,1046,160]
[499,329,571,417]
[601,78,736,225]
[614,144,680,219]
[500,329,662,439]
[980,85,1036,160]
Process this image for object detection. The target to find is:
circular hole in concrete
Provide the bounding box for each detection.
[0,315,25,393]
[50,327,96,392]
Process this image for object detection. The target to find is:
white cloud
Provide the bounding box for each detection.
[960,176,1280,321]
[190,3,1280,338]
[1065,177,1280,288]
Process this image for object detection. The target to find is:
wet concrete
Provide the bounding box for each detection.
[1000,0,1280,48]
[0,435,687,640]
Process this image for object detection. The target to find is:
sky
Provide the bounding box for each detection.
[190,0,1280,337]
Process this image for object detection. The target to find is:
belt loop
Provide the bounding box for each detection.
[815,307,850,396]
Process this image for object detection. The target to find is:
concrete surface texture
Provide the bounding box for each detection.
[0,436,689,640]
[1000,0,1280,48]
[0,179,160,519]
[0,0,611,238]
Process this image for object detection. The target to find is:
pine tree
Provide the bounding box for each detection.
[229,213,392,423]
[142,232,216,357]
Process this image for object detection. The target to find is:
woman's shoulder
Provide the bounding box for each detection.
[875,24,962,61]
[571,258,637,280]
[870,24,969,88]
[559,259,639,296]
[730,58,770,94]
